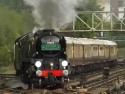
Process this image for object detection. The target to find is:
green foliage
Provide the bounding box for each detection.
[0,5,34,65]
[118,47,125,58]
[78,0,103,11]
[72,32,96,38]
[113,20,125,30]
[0,0,27,11]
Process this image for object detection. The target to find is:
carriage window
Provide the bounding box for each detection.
[100,47,103,50]
[93,47,98,50]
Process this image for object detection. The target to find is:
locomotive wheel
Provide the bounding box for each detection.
[20,73,33,89]
[21,72,29,84]
[14,61,22,76]
[20,62,30,84]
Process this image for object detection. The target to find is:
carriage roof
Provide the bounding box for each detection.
[65,37,117,46]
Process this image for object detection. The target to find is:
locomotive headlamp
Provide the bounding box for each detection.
[35,61,42,68]
[50,62,54,66]
[62,60,68,67]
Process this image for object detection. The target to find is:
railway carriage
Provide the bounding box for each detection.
[65,37,117,73]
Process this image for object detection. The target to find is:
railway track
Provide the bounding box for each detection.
[0,89,66,94]
[70,64,125,86]
[121,91,125,94]
[85,68,125,92]
[66,64,125,94]
[0,74,16,79]
[86,64,123,81]
[0,64,125,94]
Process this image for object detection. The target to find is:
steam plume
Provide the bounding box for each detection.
[24,0,79,29]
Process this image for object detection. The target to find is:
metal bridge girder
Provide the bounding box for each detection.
[72,11,125,32]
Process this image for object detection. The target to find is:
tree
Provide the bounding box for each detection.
[77,0,103,11]
[0,0,27,11]
[0,5,34,65]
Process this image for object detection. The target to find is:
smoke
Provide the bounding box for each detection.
[24,0,80,29]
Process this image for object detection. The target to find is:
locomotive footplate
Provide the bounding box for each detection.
[31,76,63,88]
[44,73,62,86]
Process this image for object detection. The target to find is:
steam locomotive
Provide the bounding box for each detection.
[14,29,70,87]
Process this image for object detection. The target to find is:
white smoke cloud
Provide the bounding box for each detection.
[24,0,80,29]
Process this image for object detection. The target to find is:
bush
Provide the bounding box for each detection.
[0,5,34,66]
